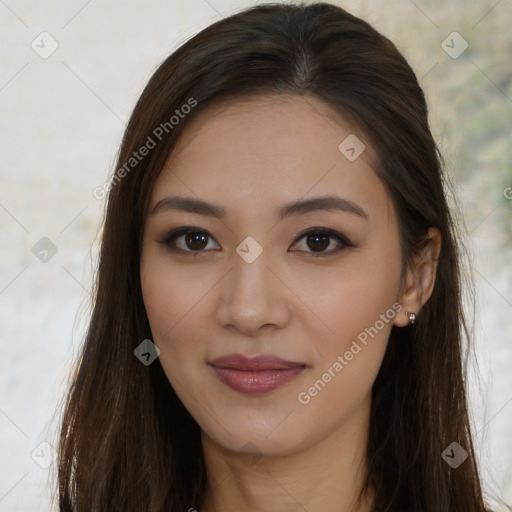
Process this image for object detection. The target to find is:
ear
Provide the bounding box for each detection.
[394,227,442,327]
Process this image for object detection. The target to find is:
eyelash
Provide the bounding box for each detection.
[158,226,354,257]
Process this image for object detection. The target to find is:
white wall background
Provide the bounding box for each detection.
[0,1,511,510]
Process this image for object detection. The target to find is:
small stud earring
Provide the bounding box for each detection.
[406,311,416,325]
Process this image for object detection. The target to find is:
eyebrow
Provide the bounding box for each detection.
[150,194,368,221]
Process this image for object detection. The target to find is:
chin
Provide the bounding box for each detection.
[200,409,311,456]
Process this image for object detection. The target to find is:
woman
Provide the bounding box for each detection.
[56,2,499,511]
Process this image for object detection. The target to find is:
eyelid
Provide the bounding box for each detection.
[293,226,352,247]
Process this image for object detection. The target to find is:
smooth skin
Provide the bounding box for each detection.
[140,94,441,512]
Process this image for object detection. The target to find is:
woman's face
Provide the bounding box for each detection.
[140,94,405,456]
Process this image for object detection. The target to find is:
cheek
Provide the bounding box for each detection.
[294,266,401,428]
[140,254,214,370]
[141,270,176,340]
[140,254,180,339]
[301,253,401,344]
[307,284,396,391]
[299,241,402,389]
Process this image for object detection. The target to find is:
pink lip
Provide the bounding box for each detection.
[208,354,307,395]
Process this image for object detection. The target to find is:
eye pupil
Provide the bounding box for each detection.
[307,233,330,252]
[186,233,208,251]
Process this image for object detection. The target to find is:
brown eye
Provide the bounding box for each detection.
[290,228,352,256]
[183,232,209,251]
[305,232,330,252]
[159,228,220,253]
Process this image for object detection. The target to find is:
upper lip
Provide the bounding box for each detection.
[209,353,307,371]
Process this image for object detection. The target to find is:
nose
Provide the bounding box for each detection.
[215,249,292,338]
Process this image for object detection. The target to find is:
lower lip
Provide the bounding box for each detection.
[210,365,306,395]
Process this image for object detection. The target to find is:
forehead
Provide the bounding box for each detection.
[166,93,375,167]
[150,94,392,222]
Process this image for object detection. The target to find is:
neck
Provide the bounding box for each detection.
[200,396,374,512]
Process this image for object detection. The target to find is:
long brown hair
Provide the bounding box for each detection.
[56,2,496,511]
